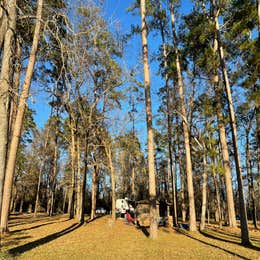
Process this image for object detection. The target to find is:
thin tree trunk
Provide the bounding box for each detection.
[91,164,98,220]
[49,123,58,216]
[130,154,136,200]
[19,197,23,213]
[169,1,196,231]
[79,136,88,224]
[34,122,52,216]
[140,0,158,239]
[105,144,116,221]
[246,129,258,229]
[76,136,82,221]
[0,0,17,221]
[0,0,43,233]
[212,0,250,245]
[200,148,207,230]
[68,117,76,219]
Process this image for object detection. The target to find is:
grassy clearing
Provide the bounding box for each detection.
[0,214,260,259]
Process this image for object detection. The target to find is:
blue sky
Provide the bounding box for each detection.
[30,0,193,131]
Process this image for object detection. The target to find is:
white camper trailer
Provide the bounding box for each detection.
[116,198,135,217]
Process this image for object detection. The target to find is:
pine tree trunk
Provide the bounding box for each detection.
[0,0,43,233]
[212,0,250,245]
[140,0,158,239]
[212,31,237,228]
[169,1,196,231]
[212,160,222,228]
[0,0,17,222]
[200,148,207,230]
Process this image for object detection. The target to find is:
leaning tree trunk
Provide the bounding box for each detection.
[169,1,196,231]
[212,0,250,245]
[140,0,158,239]
[0,0,43,234]
[0,0,17,223]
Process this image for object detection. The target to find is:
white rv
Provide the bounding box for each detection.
[116,198,129,216]
[116,198,134,217]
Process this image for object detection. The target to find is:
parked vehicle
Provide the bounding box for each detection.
[95,207,106,215]
[116,199,129,216]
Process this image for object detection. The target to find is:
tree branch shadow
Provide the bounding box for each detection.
[8,222,83,257]
[176,229,250,260]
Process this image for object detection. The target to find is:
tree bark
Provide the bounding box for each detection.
[169,1,196,231]
[0,1,8,54]
[0,0,17,222]
[0,0,43,233]
[212,0,250,245]
[140,0,158,239]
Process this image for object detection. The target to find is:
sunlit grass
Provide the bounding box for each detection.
[0,214,259,259]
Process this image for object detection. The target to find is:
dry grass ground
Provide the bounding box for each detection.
[0,214,260,259]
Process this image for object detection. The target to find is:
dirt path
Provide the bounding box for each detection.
[1,214,260,259]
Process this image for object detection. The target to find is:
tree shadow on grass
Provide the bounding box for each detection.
[209,227,260,243]
[200,230,260,252]
[86,214,106,223]
[10,219,70,234]
[8,222,83,257]
[135,222,150,238]
[176,229,250,260]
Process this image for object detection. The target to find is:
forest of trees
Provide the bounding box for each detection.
[0,0,259,247]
